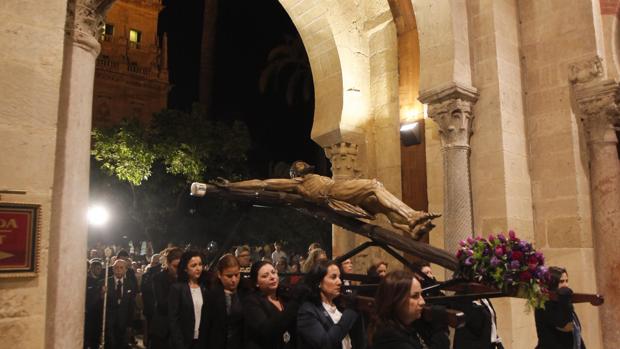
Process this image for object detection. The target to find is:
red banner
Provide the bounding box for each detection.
[0,204,39,273]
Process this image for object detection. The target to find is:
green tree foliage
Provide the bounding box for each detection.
[92,104,250,186]
[90,104,251,244]
[92,119,156,186]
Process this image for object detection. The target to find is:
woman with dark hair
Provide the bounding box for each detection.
[369,270,449,349]
[205,253,244,349]
[151,247,184,349]
[534,266,586,348]
[297,259,366,349]
[243,260,305,349]
[168,250,208,349]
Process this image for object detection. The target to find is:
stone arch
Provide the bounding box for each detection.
[277,1,345,147]
[278,0,473,149]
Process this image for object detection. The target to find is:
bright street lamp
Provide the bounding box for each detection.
[88,205,110,227]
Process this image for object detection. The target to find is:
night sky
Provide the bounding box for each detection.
[160,0,329,178]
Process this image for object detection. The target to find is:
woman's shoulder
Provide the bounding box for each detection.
[243,291,265,305]
[170,281,186,289]
[298,301,324,316]
[372,325,417,349]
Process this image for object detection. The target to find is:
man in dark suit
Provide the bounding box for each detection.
[141,253,161,348]
[103,259,136,349]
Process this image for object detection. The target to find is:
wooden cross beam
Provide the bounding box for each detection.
[190,183,458,271]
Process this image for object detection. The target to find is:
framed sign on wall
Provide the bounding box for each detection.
[0,203,41,277]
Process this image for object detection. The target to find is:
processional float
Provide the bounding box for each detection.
[190,161,603,328]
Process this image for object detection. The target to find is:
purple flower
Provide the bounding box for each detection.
[467,236,475,245]
[510,260,520,269]
[466,249,474,257]
[490,256,501,267]
[497,233,507,242]
[534,266,546,279]
[459,240,466,247]
[488,234,496,243]
[464,257,474,266]
[537,266,549,279]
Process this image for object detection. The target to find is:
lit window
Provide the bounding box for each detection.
[129,29,142,48]
[100,23,114,41]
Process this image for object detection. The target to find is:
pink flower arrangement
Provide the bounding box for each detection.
[456,230,548,309]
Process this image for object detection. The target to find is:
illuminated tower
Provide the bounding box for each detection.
[93,0,169,127]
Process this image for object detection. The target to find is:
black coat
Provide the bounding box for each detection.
[243,291,300,349]
[84,275,103,348]
[149,269,176,349]
[296,301,366,349]
[168,282,208,349]
[452,300,496,349]
[535,300,586,349]
[140,264,161,318]
[371,322,449,349]
[205,283,245,349]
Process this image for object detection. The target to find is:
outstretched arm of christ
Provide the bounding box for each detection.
[217,177,303,192]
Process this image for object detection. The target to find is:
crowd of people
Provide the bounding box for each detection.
[84,241,586,349]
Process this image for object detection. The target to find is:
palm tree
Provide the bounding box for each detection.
[259,34,314,106]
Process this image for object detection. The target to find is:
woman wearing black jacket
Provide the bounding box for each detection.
[168,250,208,349]
[151,247,183,349]
[535,266,586,349]
[205,254,244,349]
[297,259,366,349]
[369,270,449,349]
[243,260,305,349]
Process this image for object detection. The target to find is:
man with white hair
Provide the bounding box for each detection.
[102,259,135,349]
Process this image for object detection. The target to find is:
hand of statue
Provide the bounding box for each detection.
[211,177,230,188]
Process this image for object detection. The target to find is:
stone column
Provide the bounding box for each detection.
[45,1,115,348]
[324,142,362,258]
[419,84,478,252]
[573,78,620,349]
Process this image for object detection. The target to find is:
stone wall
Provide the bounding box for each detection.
[0,0,68,348]
[467,0,537,347]
[519,0,603,347]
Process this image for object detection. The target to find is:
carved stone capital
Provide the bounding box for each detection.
[65,0,116,55]
[428,98,476,149]
[574,79,620,144]
[568,56,604,85]
[324,142,362,180]
[419,83,479,149]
